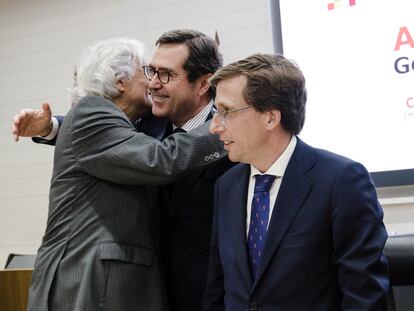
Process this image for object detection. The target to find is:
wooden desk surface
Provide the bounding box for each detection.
[0,269,33,311]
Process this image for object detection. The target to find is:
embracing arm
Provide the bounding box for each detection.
[11,102,63,145]
[70,96,225,185]
[331,162,390,310]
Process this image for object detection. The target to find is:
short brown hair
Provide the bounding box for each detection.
[210,53,307,135]
[156,29,222,98]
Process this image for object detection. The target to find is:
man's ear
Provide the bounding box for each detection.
[265,109,281,130]
[198,73,213,96]
[116,78,126,92]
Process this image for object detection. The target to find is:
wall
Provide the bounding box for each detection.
[0,0,274,268]
[379,185,414,235]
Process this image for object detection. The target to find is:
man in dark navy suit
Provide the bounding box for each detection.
[204,53,390,311]
[140,29,234,311]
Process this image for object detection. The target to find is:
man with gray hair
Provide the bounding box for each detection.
[25,37,223,311]
[13,29,233,311]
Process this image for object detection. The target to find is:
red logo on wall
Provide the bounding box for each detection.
[407,97,414,108]
[328,0,356,10]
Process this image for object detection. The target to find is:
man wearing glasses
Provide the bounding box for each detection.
[203,53,389,310]
[138,29,234,311]
[12,29,233,311]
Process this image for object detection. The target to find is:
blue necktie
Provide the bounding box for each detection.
[247,174,276,278]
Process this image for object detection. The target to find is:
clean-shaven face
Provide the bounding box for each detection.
[148,43,200,126]
[210,75,269,165]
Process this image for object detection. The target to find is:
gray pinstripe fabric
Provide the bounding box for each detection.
[27,96,225,311]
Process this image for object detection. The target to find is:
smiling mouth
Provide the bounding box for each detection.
[150,93,169,101]
[223,141,233,146]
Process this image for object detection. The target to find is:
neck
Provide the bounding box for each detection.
[114,98,149,122]
[253,131,292,173]
[172,95,212,127]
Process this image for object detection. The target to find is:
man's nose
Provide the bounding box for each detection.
[148,74,162,89]
[210,113,225,134]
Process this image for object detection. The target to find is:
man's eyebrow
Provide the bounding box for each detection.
[148,64,172,71]
[216,103,230,110]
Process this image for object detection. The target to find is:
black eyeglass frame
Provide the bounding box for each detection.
[142,65,171,84]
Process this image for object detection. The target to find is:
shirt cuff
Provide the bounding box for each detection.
[39,117,59,140]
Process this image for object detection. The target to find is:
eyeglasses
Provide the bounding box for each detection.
[212,106,253,126]
[142,65,171,84]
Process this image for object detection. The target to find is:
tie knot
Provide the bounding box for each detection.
[254,174,276,193]
[173,127,186,133]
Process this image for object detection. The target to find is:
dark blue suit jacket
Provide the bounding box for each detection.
[204,138,389,311]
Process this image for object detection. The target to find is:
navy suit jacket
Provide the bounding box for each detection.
[204,138,389,311]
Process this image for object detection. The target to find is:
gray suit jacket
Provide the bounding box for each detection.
[27,96,224,311]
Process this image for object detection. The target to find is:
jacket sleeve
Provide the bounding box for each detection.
[32,115,64,145]
[70,96,225,185]
[331,161,390,310]
[203,179,225,311]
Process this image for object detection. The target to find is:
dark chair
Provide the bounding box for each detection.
[4,253,36,269]
[384,234,414,311]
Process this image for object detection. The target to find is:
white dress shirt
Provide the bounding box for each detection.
[246,135,297,235]
[41,116,59,140]
[172,99,214,132]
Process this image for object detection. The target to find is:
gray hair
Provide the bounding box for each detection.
[71,38,145,105]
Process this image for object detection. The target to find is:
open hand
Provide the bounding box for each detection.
[12,103,53,141]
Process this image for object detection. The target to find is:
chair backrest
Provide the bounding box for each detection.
[4,254,36,269]
[384,234,414,311]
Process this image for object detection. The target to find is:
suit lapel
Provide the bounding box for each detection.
[168,110,214,215]
[176,111,214,181]
[229,165,253,290]
[135,112,170,140]
[253,139,315,288]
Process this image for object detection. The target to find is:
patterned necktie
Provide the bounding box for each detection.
[247,174,276,278]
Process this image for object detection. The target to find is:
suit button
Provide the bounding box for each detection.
[249,301,257,311]
[204,155,210,162]
[214,151,219,158]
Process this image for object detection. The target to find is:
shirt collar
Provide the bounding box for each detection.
[250,135,297,178]
[173,99,214,132]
